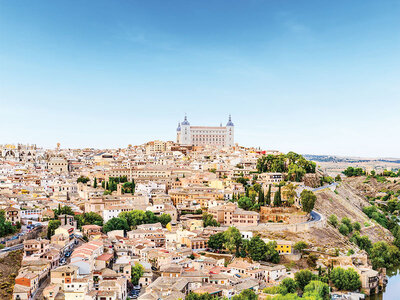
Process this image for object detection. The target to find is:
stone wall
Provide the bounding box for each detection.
[259,206,308,224]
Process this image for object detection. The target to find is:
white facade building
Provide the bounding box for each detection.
[177,115,234,147]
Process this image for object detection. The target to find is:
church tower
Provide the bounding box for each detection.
[180,115,191,146]
[226,115,234,147]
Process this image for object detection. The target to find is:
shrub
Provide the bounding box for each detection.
[328,214,338,227]
[339,224,349,236]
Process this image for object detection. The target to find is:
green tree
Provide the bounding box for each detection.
[264,241,280,263]
[328,214,338,228]
[118,210,170,229]
[75,212,103,229]
[350,232,372,253]
[236,177,249,186]
[274,186,282,207]
[53,205,74,218]
[369,241,400,269]
[47,220,61,239]
[0,211,17,237]
[284,183,297,206]
[131,263,144,285]
[294,241,308,252]
[287,163,306,182]
[159,214,172,227]
[330,267,361,291]
[232,289,257,300]
[265,184,272,206]
[343,167,365,177]
[341,217,353,233]
[353,222,361,231]
[103,217,129,233]
[77,176,90,184]
[300,190,316,214]
[245,236,279,262]
[208,232,226,250]
[186,293,219,300]
[202,213,220,227]
[339,223,349,236]
[280,278,297,294]
[238,196,253,211]
[223,226,242,253]
[294,269,316,291]
[307,253,318,268]
[258,189,264,206]
[304,280,330,300]
[93,177,97,188]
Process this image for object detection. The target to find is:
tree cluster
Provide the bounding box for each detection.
[300,190,316,214]
[343,167,365,177]
[208,228,280,263]
[0,210,18,238]
[53,204,74,218]
[75,212,103,229]
[103,210,172,233]
[202,213,220,227]
[77,176,90,184]
[264,270,330,299]
[256,152,316,182]
[131,263,144,285]
[47,219,61,239]
[330,267,361,291]
[103,176,134,194]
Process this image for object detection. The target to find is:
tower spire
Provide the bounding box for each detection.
[226,114,234,126]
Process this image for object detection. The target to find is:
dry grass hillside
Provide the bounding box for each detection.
[343,176,400,199]
[0,250,23,300]
[314,177,395,244]
[261,226,353,252]
[260,176,397,255]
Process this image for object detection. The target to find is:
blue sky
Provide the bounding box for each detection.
[1,0,399,157]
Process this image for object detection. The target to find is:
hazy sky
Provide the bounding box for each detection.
[1,0,399,157]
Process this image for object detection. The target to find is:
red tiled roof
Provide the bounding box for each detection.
[96,253,113,261]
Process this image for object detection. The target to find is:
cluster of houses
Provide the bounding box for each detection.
[0,142,386,299]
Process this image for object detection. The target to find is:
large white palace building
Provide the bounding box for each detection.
[176,115,234,147]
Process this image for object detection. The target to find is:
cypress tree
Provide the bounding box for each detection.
[265,185,271,206]
[93,177,97,188]
[258,189,264,206]
[131,179,135,195]
[274,186,282,207]
[106,182,109,190]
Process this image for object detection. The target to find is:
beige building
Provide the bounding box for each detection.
[5,206,20,224]
[208,203,259,226]
[177,115,234,147]
[47,156,69,173]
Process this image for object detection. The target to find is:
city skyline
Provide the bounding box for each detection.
[1,1,400,157]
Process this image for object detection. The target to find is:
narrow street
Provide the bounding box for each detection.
[33,276,50,300]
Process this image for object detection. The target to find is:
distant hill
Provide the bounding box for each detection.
[304,154,400,164]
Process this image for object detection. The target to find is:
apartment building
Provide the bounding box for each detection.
[208,203,259,226]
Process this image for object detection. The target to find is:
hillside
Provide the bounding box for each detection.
[0,250,23,300]
[314,177,396,244]
[343,176,400,199]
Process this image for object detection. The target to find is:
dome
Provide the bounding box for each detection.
[226,115,234,126]
[176,123,181,131]
[181,115,190,126]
